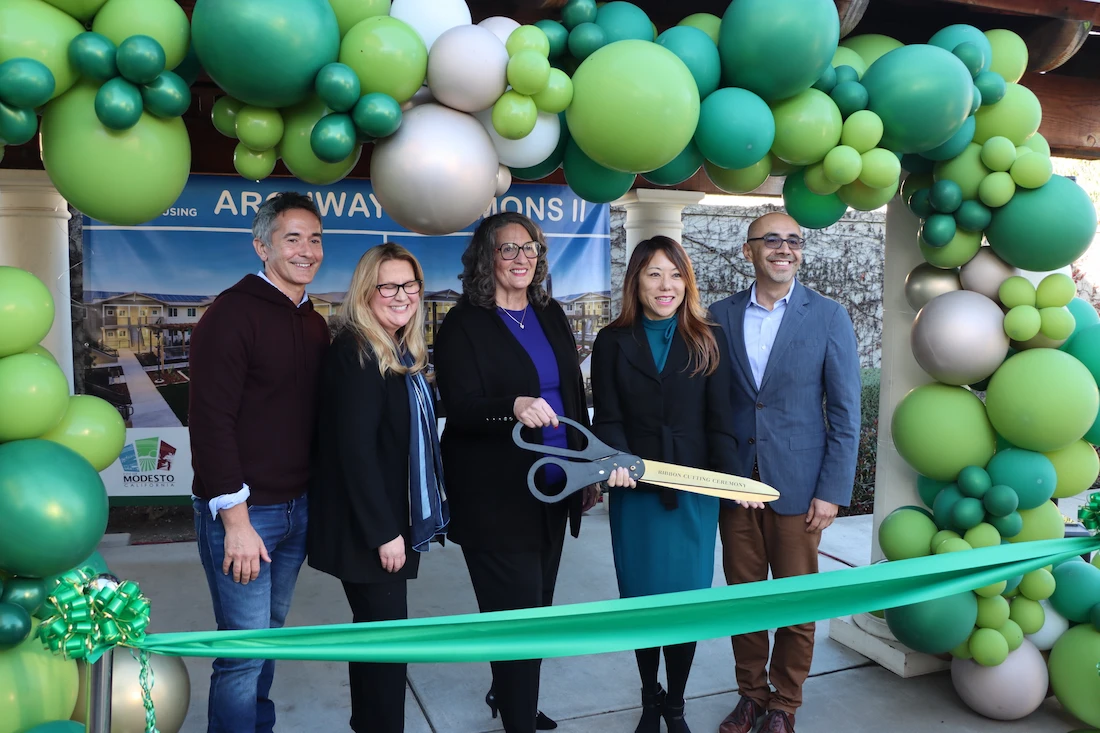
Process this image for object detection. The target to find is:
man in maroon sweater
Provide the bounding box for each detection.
[188,192,330,733]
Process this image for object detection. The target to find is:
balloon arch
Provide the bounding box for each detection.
[1,0,1100,731]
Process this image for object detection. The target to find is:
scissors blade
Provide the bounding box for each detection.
[638,460,780,502]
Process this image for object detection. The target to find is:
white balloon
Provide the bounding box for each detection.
[1025,599,1069,651]
[474,109,561,169]
[496,165,512,196]
[370,103,499,236]
[478,16,521,45]
[389,0,472,52]
[427,25,509,113]
[960,246,1016,302]
[950,640,1048,721]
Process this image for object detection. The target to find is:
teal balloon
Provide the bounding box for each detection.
[929,179,963,213]
[719,0,839,102]
[908,189,933,218]
[594,1,652,43]
[141,71,190,118]
[953,42,985,78]
[782,169,848,229]
[974,70,1006,106]
[561,0,598,30]
[986,448,1056,510]
[812,65,837,93]
[315,62,360,113]
[693,87,773,170]
[921,214,956,247]
[921,115,975,161]
[94,77,143,130]
[0,58,55,109]
[830,80,868,117]
[191,0,340,108]
[929,24,992,73]
[21,723,85,733]
[885,591,979,653]
[69,32,118,82]
[0,101,38,145]
[535,20,569,60]
[834,65,859,85]
[0,602,32,651]
[862,44,974,153]
[917,475,952,508]
[933,484,965,531]
[563,138,636,204]
[173,44,203,87]
[512,117,569,181]
[1050,561,1100,622]
[1063,298,1100,351]
[351,92,401,138]
[955,199,991,232]
[310,112,356,163]
[902,154,935,174]
[970,84,982,116]
[0,577,46,616]
[115,35,166,85]
[656,26,720,98]
[989,511,1023,538]
[986,175,1098,271]
[0,440,108,579]
[642,140,703,186]
[568,22,606,61]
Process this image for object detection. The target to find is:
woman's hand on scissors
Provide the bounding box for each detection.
[606,466,637,489]
[513,396,559,428]
[735,499,766,510]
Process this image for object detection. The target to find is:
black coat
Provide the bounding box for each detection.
[433,298,589,551]
[591,322,743,505]
[307,330,420,584]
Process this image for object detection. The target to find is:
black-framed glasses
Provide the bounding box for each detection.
[498,241,542,260]
[747,234,806,250]
[375,280,423,298]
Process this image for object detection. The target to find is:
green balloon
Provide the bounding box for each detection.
[492,90,537,140]
[91,0,190,71]
[22,344,56,363]
[0,0,84,101]
[279,96,360,185]
[68,32,118,82]
[920,227,981,269]
[141,70,189,118]
[921,116,975,162]
[974,82,1040,146]
[563,138,636,203]
[769,88,842,166]
[920,214,956,248]
[534,20,569,60]
[982,484,1019,517]
[655,26,720,99]
[233,142,277,182]
[115,35,165,85]
[532,68,573,114]
[94,76,143,130]
[841,33,903,68]
[677,12,720,44]
[782,168,848,229]
[932,484,965,530]
[340,15,425,104]
[859,147,900,188]
[1063,298,1100,350]
[974,70,1006,106]
[0,602,32,651]
[327,0,390,38]
[314,62,360,113]
[862,44,973,153]
[193,0,339,108]
[901,154,935,175]
[561,0,598,30]
[957,465,992,498]
[832,49,867,79]
[953,42,985,78]
[1048,624,1100,728]
[908,189,933,218]
[985,29,1027,84]
[929,179,963,213]
[39,395,126,472]
[508,50,551,96]
[594,1,651,43]
[0,354,69,442]
[975,594,1010,630]
[310,112,355,163]
[833,65,859,85]
[0,58,55,109]
[719,0,839,102]
[830,80,868,118]
[0,440,108,578]
[812,65,837,93]
[1051,562,1100,624]
[235,105,284,152]
[171,43,202,86]
[838,177,898,212]
[694,87,773,170]
[0,617,80,729]
[703,157,771,195]
[0,101,38,145]
[43,0,108,22]
[0,578,45,616]
[642,140,702,186]
[568,22,607,61]
[934,143,989,200]
[41,81,191,226]
[567,39,699,174]
[351,91,400,139]
[885,591,979,654]
[917,475,951,508]
[507,25,551,58]
[986,175,1097,272]
[929,24,992,73]
[892,383,996,482]
[951,496,986,530]
[878,507,938,561]
[954,199,991,232]
[211,95,242,138]
[0,268,54,359]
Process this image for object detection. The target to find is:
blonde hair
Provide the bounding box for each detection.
[334,243,429,377]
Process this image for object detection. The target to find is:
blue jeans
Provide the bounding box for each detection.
[194,496,308,733]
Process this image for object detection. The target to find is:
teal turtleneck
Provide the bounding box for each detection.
[642,314,677,372]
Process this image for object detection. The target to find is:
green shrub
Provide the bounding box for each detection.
[841,367,879,517]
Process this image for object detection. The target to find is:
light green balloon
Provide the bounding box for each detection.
[840,33,903,67]
[878,507,938,561]
[933,143,990,200]
[919,227,982,269]
[0,354,69,442]
[962,522,1000,548]
[1018,568,1056,601]
[42,0,108,22]
[507,50,551,96]
[40,82,190,226]
[0,0,84,100]
[1009,152,1052,189]
[235,105,284,152]
[532,68,573,114]
[677,12,720,45]
[968,627,1009,666]
[91,0,190,71]
[211,95,242,138]
[340,15,427,104]
[1008,595,1045,633]
[327,0,389,39]
[891,383,996,481]
[999,276,1036,308]
[1023,132,1050,156]
[980,136,1016,172]
[507,25,551,58]
[279,96,361,185]
[1003,305,1041,342]
[984,29,1027,84]
[703,156,771,194]
[822,145,861,185]
[831,46,866,78]
[978,171,1015,208]
[838,177,898,211]
[1036,273,1075,309]
[1048,623,1100,728]
[769,88,842,166]
[841,110,883,153]
[975,594,1010,629]
[22,344,55,362]
[233,142,277,182]
[1045,438,1100,498]
[39,394,125,471]
[803,162,841,195]
[973,82,1042,146]
[859,148,900,189]
[1009,500,1067,543]
[0,620,79,733]
[492,90,538,140]
[0,268,54,359]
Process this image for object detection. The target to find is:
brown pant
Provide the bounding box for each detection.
[719,503,821,715]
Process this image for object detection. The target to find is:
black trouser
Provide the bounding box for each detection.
[341,580,408,733]
[461,520,567,733]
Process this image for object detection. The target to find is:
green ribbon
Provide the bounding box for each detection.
[37,569,152,663]
[1080,491,1100,531]
[135,536,1100,664]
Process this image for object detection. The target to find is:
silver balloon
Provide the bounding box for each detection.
[427,24,509,113]
[905,262,961,311]
[960,246,1015,302]
[1011,330,1067,351]
[496,164,512,196]
[73,652,191,733]
[371,103,499,235]
[911,290,1009,385]
[401,85,436,112]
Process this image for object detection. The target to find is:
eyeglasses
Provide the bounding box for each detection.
[498,241,542,260]
[747,234,806,250]
[375,280,422,298]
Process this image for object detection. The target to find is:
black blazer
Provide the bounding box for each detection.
[434,298,589,551]
[307,330,420,584]
[591,321,742,506]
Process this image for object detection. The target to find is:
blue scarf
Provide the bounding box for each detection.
[401,352,449,552]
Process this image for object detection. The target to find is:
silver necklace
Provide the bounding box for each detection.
[499,304,528,330]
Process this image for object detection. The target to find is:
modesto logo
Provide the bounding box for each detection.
[118,437,177,484]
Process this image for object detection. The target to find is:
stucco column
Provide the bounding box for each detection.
[0,169,75,391]
[616,189,706,257]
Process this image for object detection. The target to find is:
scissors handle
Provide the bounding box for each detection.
[526,454,644,504]
[511,415,618,461]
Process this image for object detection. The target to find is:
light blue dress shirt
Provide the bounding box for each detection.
[742,281,794,390]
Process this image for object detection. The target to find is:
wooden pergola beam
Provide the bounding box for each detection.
[935,0,1100,24]
[1026,71,1100,158]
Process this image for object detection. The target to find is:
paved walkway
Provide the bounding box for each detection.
[116,349,183,428]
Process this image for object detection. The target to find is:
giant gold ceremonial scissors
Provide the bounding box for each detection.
[513,417,780,504]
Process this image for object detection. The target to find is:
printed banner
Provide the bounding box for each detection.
[79,175,611,498]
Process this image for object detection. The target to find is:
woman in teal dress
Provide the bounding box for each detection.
[591,236,758,733]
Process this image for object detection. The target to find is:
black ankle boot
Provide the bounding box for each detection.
[485,688,557,730]
[634,684,666,733]
[663,699,691,733]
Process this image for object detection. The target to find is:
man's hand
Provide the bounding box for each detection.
[513,396,559,428]
[379,535,407,573]
[582,484,601,511]
[220,503,270,584]
[806,498,839,533]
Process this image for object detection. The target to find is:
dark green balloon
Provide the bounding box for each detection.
[955,199,991,232]
[351,92,401,139]
[917,475,952,509]
[830,80,868,118]
[921,115,975,162]
[94,77,143,130]
[885,591,978,654]
[69,32,118,83]
[970,84,982,116]
[0,577,45,616]
[0,58,56,109]
[567,22,607,61]
[0,101,38,145]
[172,44,203,87]
[902,154,935,174]
[974,70,1006,106]
[512,118,569,181]
[642,140,703,186]
[929,179,963,213]
[314,62,360,114]
[561,0,598,30]
[968,376,990,391]
[951,496,985,530]
[908,188,933,218]
[535,20,569,60]
[834,65,859,85]
[116,35,166,86]
[933,484,965,531]
[953,42,985,78]
[989,510,1023,538]
[309,112,356,163]
[141,71,190,118]
[0,601,32,651]
[921,213,957,248]
[782,169,848,229]
[812,64,837,93]
[594,1,652,44]
[986,175,1098,271]
[563,138,635,204]
[983,484,1019,517]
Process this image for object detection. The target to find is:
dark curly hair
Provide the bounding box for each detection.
[458,212,550,309]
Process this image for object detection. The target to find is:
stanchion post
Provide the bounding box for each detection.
[86,648,114,733]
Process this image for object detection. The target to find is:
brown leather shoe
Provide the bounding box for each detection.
[717,696,764,733]
[759,710,795,733]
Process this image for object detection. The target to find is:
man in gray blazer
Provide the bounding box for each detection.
[709,211,861,733]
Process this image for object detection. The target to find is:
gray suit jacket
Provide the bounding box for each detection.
[709,280,862,515]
